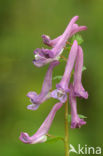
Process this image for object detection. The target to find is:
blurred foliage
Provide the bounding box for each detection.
[0,0,103,156]
[71,34,84,45]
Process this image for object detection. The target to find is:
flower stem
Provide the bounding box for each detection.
[66,41,72,46]
[64,100,69,156]
[60,55,67,62]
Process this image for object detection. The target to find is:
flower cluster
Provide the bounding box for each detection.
[20,16,88,144]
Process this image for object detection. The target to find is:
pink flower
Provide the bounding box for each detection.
[19,102,63,144]
[33,16,87,67]
[27,61,59,110]
[69,84,86,128]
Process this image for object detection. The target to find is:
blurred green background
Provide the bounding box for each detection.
[0,0,103,156]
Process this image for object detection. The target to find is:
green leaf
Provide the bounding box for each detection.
[53,75,62,80]
[46,136,64,144]
[82,66,87,71]
[78,114,87,119]
[71,34,84,45]
[68,114,87,123]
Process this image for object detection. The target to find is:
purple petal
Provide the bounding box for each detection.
[19,132,47,144]
[73,46,88,99]
[69,84,86,129]
[27,61,59,110]
[57,40,78,91]
[51,89,67,103]
[33,48,60,67]
[34,48,51,57]
[27,92,38,100]
[70,24,87,37]
[33,48,54,67]
[42,35,51,46]
[27,103,40,110]
[34,16,87,67]
[42,35,61,47]
[42,16,79,52]
[71,118,86,129]
[35,16,79,66]
[33,57,52,67]
[19,102,63,144]
[42,24,87,48]
[51,16,79,57]
[40,61,59,96]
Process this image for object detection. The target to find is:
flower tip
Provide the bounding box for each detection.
[74,90,88,99]
[26,92,32,98]
[33,48,40,54]
[73,40,78,47]
[27,92,38,99]
[42,34,50,40]
[84,92,88,99]
[71,119,86,129]
[19,132,30,144]
[27,104,40,111]
[27,105,32,110]
[75,15,79,18]
[42,34,50,44]
[83,26,88,30]
[73,15,79,21]
[32,59,43,67]
[81,26,88,31]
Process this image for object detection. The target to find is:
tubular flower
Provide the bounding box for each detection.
[51,41,88,102]
[51,88,67,103]
[33,48,60,67]
[69,84,86,128]
[19,102,63,144]
[33,16,87,67]
[42,35,61,48]
[73,46,88,99]
[51,40,78,103]
[42,23,87,48]
[27,61,59,110]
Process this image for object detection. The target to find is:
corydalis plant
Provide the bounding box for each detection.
[19,16,88,156]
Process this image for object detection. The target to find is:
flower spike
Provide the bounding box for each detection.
[51,42,88,102]
[51,40,78,103]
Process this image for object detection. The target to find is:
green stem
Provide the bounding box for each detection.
[64,100,69,156]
